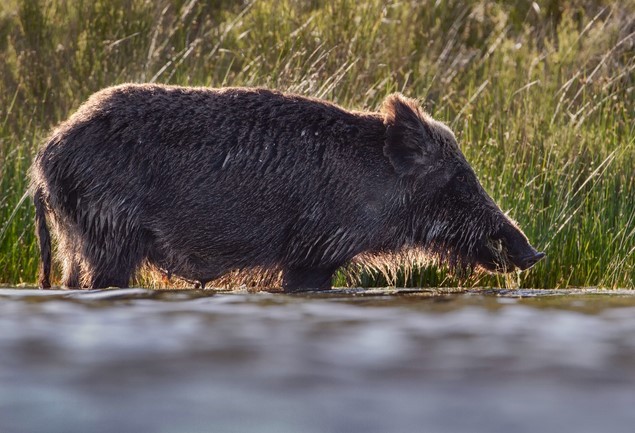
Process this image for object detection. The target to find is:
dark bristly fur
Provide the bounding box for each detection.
[29,84,544,291]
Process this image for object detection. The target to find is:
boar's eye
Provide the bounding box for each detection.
[456,174,465,182]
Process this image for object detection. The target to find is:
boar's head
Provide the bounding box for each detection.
[382,94,545,274]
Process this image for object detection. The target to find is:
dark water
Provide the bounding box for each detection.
[2,287,635,433]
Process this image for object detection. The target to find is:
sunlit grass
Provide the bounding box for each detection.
[1,0,633,288]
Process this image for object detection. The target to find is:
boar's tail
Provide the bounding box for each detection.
[34,187,51,288]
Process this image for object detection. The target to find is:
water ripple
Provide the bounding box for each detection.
[1,287,635,433]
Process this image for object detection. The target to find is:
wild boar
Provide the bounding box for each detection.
[30,84,544,291]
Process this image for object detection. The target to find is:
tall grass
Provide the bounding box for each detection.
[1,0,633,288]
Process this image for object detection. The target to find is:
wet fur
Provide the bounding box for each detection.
[30,84,529,290]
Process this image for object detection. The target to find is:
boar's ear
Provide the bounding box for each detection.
[381,93,437,176]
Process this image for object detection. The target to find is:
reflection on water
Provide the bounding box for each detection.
[1,287,635,433]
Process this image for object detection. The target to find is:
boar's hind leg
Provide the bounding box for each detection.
[89,272,130,289]
[82,235,146,289]
[57,231,82,288]
[85,258,135,289]
[282,267,338,292]
[62,256,81,288]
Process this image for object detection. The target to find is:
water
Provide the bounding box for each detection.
[2,287,635,433]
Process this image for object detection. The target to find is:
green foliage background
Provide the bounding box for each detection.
[0,0,633,288]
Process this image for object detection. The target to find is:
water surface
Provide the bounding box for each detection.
[1,287,635,433]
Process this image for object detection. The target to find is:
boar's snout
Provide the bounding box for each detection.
[515,250,546,271]
[480,221,545,273]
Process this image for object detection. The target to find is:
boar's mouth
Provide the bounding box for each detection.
[475,222,545,273]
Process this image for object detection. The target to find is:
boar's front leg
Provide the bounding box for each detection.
[282,267,338,292]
